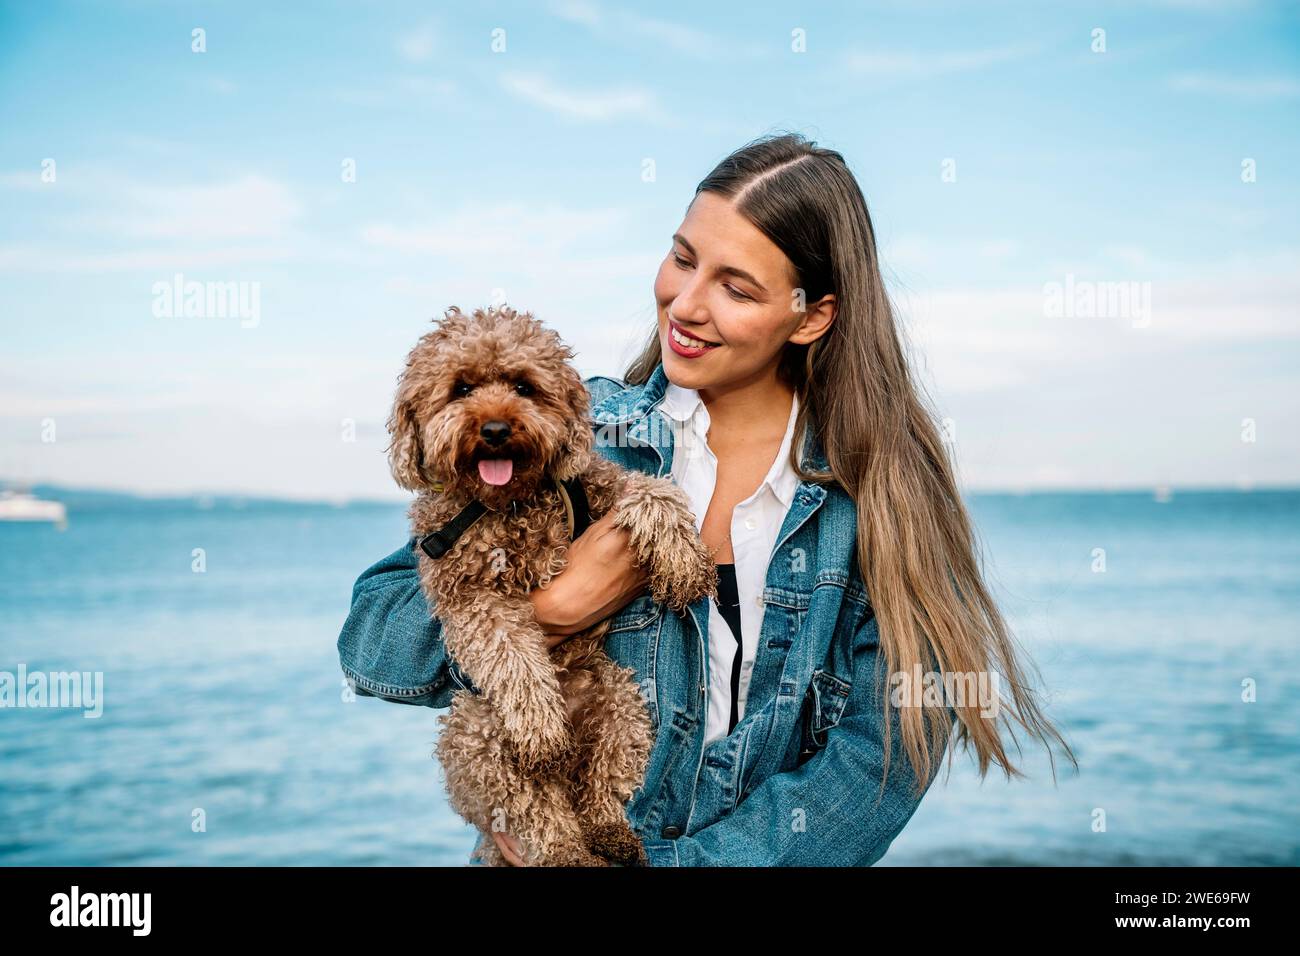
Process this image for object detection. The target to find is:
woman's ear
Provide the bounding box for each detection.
[790,292,836,346]
[386,393,430,492]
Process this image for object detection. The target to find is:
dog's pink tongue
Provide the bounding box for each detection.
[477,458,514,486]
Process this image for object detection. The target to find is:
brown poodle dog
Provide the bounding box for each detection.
[387,304,717,866]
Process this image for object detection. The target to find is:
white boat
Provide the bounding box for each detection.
[0,490,68,525]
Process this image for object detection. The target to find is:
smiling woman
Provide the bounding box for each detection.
[621,130,1079,821]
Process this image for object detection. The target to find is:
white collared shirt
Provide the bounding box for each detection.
[658,381,801,746]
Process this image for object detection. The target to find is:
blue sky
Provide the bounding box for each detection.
[2,0,1297,499]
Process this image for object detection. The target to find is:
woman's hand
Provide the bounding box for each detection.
[492,830,526,866]
[528,506,651,651]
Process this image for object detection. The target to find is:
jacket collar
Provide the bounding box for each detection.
[591,361,830,475]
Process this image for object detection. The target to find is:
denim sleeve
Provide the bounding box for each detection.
[336,538,478,708]
[339,375,621,713]
[638,614,946,866]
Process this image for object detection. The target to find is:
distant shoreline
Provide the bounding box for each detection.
[5,480,1298,512]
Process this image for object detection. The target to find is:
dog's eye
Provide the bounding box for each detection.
[514,381,535,397]
[453,381,474,398]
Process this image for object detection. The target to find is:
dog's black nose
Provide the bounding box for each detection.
[480,421,511,446]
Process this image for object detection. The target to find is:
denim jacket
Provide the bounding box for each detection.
[337,361,943,865]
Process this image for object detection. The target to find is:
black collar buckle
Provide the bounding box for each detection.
[416,474,591,561]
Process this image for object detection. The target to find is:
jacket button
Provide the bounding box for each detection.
[661,825,682,839]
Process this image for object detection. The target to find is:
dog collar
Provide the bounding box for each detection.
[417,474,591,560]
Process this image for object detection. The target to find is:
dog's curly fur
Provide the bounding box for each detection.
[387,304,717,867]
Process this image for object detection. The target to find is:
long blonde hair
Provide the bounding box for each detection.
[626,132,1077,796]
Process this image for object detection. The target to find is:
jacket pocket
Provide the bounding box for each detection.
[796,669,853,764]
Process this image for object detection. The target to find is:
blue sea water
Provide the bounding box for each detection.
[1,489,1297,866]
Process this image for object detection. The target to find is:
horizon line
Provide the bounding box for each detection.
[6,478,1298,508]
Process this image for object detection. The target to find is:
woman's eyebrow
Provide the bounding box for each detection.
[672,233,769,294]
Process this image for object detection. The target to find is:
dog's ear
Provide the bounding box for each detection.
[551,364,595,481]
[386,390,432,492]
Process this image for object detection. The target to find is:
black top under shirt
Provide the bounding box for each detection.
[714,562,743,735]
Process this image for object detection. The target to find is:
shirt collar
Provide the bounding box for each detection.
[766,390,801,508]
[658,381,802,509]
[659,381,701,423]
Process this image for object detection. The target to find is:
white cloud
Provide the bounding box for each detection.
[883,236,1024,277]
[550,1,748,58]
[397,22,437,62]
[0,172,309,272]
[0,243,296,273]
[1153,273,1300,340]
[3,169,302,241]
[499,70,666,122]
[845,44,1033,78]
[897,269,1300,395]
[977,239,1021,261]
[550,0,602,27]
[118,175,302,241]
[626,16,716,56]
[1098,245,1152,270]
[0,170,53,190]
[361,202,629,260]
[1167,72,1300,98]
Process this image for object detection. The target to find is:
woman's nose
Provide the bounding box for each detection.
[670,275,709,324]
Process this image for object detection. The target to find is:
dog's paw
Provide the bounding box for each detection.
[510,743,573,779]
[502,718,575,779]
[648,531,719,612]
[583,821,650,867]
[611,477,719,612]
